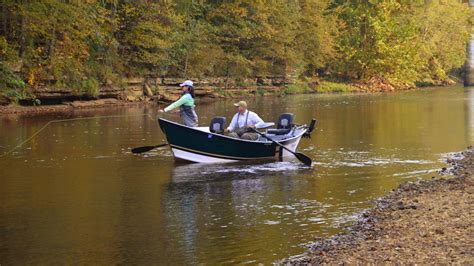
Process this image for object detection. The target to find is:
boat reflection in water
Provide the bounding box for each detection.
[162,161,310,264]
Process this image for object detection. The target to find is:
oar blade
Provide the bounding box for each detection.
[250,128,313,167]
[131,143,168,154]
[131,146,158,154]
[295,152,312,167]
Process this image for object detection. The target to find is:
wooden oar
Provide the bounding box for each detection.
[250,128,312,167]
[131,143,168,154]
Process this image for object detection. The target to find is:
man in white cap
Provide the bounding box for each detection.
[159,80,198,127]
[226,100,264,140]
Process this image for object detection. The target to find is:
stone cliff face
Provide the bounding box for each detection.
[25,76,293,105]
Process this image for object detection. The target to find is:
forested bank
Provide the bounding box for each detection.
[0,0,471,105]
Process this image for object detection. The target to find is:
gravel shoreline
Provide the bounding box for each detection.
[284,147,473,264]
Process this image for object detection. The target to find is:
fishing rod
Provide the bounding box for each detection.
[0,113,157,158]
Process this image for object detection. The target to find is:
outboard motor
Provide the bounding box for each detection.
[209,117,226,134]
[307,119,316,133]
[303,119,317,138]
[268,113,294,135]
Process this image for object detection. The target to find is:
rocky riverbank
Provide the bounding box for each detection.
[0,98,152,115]
[285,147,473,264]
[0,79,297,115]
[0,77,458,115]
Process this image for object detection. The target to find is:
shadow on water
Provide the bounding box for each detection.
[162,160,316,264]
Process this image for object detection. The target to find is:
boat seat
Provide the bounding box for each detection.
[267,128,291,135]
[267,113,294,135]
[209,116,226,134]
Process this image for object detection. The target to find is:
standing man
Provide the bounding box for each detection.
[226,101,264,140]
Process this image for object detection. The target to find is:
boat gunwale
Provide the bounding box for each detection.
[158,118,308,144]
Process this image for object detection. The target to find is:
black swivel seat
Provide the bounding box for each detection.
[267,113,294,135]
[209,117,227,134]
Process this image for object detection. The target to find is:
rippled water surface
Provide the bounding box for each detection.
[1,87,473,264]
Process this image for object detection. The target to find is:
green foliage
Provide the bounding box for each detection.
[296,0,339,77]
[283,81,313,95]
[317,81,358,93]
[236,78,251,87]
[0,63,26,91]
[81,78,100,98]
[0,0,471,96]
[333,1,423,85]
[332,0,470,86]
[18,2,94,86]
[116,2,181,74]
[256,87,266,96]
[0,59,32,103]
[407,0,471,82]
[0,36,18,64]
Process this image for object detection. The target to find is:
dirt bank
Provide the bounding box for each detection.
[285,147,473,264]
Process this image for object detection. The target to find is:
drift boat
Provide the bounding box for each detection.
[158,113,316,163]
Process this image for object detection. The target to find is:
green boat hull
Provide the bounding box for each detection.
[158,118,307,163]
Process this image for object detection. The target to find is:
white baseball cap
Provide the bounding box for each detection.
[179,80,193,87]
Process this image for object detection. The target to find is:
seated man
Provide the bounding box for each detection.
[226,101,264,140]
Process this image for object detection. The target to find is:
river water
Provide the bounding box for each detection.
[0,87,473,264]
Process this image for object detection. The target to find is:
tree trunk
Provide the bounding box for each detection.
[48,23,56,58]
[225,66,229,90]
[2,0,7,38]
[19,11,25,58]
[183,53,188,78]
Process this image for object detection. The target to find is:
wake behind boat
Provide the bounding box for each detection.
[157,113,316,164]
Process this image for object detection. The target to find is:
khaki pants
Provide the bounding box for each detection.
[228,132,259,141]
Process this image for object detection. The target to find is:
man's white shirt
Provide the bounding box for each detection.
[227,110,264,131]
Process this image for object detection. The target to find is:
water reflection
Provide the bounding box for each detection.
[0,87,473,264]
[163,162,311,264]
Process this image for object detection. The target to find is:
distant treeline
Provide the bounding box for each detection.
[0,0,471,98]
